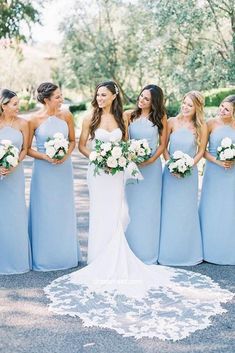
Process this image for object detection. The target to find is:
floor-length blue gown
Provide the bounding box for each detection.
[199,125,235,264]
[29,116,80,271]
[159,128,203,266]
[125,117,162,264]
[0,126,30,274]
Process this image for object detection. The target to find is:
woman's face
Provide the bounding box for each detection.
[138,90,151,111]
[219,101,234,119]
[47,88,63,108]
[2,96,19,116]
[181,96,196,118]
[96,86,115,109]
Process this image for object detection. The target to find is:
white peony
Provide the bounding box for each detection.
[6,155,18,167]
[178,164,187,173]
[54,140,63,150]
[11,146,19,157]
[219,151,226,160]
[100,150,107,157]
[223,148,234,160]
[173,150,184,159]
[142,139,149,149]
[46,146,56,158]
[118,156,127,167]
[184,154,194,167]
[101,142,112,152]
[221,137,232,148]
[53,132,64,139]
[217,146,222,152]
[137,148,146,156]
[107,156,118,168]
[1,139,12,147]
[89,151,98,161]
[111,146,122,159]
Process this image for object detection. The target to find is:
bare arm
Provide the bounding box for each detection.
[27,118,53,162]
[193,122,208,165]
[140,114,168,167]
[204,120,234,169]
[163,117,174,161]
[123,110,132,141]
[78,116,92,158]
[19,119,29,162]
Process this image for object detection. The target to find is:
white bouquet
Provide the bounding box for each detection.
[167,150,194,178]
[0,139,19,179]
[44,132,69,160]
[127,138,151,164]
[89,139,129,176]
[216,137,235,161]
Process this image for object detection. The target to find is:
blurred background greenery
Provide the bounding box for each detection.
[0,0,234,123]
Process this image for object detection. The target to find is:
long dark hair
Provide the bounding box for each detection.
[131,84,166,135]
[0,89,17,114]
[90,81,125,139]
[37,82,59,104]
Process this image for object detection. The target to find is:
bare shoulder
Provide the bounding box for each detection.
[17,117,29,129]
[167,116,177,127]
[82,113,93,128]
[206,117,218,132]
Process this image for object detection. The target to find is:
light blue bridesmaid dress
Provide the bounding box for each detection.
[159,128,203,266]
[0,126,30,274]
[125,117,162,264]
[29,116,81,271]
[199,125,235,264]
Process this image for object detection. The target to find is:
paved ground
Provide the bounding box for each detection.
[0,148,234,353]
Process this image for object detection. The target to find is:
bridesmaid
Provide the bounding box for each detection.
[124,84,167,264]
[0,89,30,274]
[199,95,235,264]
[28,82,81,271]
[159,91,207,266]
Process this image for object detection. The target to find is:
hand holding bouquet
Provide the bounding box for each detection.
[127,139,151,164]
[0,139,19,179]
[217,137,235,161]
[167,150,194,178]
[44,132,69,160]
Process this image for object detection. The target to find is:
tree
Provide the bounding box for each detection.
[0,0,40,41]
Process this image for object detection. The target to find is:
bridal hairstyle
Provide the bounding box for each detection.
[90,80,125,140]
[37,82,59,104]
[0,89,17,114]
[179,91,205,147]
[131,84,166,135]
[221,95,235,118]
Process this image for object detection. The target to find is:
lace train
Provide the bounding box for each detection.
[44,222,233,340]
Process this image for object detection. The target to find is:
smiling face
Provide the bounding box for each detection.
[96,86,116,109]
[138,89,152,111]
[219,101,234,119]
[2,95,19,116]
[181,95,196,118]
[45,88,63,109]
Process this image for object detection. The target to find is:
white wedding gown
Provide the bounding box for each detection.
[44,128,233,341]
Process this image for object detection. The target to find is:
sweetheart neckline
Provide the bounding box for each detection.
[96,128,121,134]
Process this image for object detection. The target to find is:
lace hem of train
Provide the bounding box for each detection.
[44,268,233,341]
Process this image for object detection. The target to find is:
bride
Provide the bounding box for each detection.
[44,81,233,341]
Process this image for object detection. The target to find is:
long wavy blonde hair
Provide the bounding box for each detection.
[179,90,205,146]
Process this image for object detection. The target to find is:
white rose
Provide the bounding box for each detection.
[1,139,12,147]
[141,139,149,149]
[137,148,145,156]
[168,163,175,172]
[54,140,63,150]
[175,159,185,168]
[178,164,187,173]
[58,150,65,157]
[221,137,232,148]
[6,155,18,167]
[219,151,226,160]
[118,156,127,167]
[183,154,194,167]
[89,151,98,161]
[46,146,56,158]
[111,146,122,159]
[101,142,112,151]
[217,146,222,152]
[100,150,107,156]
[223,148,234,160]
[107,156,118,168]
[172,150,184,159]
[53,132,64,139]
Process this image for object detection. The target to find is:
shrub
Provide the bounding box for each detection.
[69,102,87,113]
[166,102,180,118]
[204,87,235,107]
